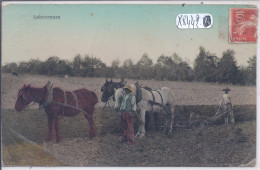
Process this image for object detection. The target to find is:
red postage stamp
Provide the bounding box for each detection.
[229,8,258,43]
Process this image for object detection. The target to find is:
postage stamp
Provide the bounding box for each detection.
[1,1,258,169]
[229,8,258,43]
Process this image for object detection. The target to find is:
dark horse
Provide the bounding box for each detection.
[101,78,126,102]
[15,83,98,143]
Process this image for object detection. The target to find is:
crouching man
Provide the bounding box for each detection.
[119,85,136,145]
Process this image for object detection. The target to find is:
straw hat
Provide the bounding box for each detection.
[123,85,133,92]
[222,87,231,92]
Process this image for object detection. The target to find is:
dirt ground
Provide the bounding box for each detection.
[1,73,256,167]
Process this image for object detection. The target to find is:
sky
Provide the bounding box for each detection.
[2,3,258,67]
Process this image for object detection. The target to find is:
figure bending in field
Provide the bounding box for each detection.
[119,85,136,145]
[221,87,235,125]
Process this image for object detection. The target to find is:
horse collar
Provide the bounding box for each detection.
[135,84,142,103]
[113,94,115,101]
[112,87,117,101]
[156,91,164,105]
[40,87,54,108]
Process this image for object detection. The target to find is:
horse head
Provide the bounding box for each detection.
[101,79,111,92]
[101,79,115,102]
[120,77,127,86]
[15,84,33,112]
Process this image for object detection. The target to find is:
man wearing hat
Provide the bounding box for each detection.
[119,85,136,145]
[221,87,235,124]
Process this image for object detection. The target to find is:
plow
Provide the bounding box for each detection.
[178,105,234,136]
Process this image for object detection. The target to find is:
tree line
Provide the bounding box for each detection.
[2,47,256,85]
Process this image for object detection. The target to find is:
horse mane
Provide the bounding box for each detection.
[143,86,152,91]
[114,82,125,89]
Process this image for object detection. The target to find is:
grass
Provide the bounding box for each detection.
[3,141,64,166]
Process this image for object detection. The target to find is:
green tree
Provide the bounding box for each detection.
[154,53,193,81]
[56,59,72,76]
[122,59,134,78]
[194,47,218,82]
[84,56,106,77]
[240,55,256,85]
[217,50,241,84]
[155,55,176,80]
[177,61,194,81]
[137,53,153,79]
[18,61,30,73]
[43,56,60,75]
[27,59,42,74]
[2,62,18,73]
[172,53,182,64]
[110,59,121,78]
[72,54,84,77]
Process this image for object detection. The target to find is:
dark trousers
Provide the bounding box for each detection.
[223,104,235,124]
[121,112,134,144]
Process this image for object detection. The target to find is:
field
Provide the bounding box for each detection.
[1,73,256,166]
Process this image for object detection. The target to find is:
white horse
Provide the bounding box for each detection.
[114,84,175,138]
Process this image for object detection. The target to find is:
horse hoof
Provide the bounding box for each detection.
[56,139,60,143]
[135,132,140,138]
[45,137,52,142]
[89,134,95,138]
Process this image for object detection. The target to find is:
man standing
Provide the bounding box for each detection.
[221,87,235,124]
[119,85,136,145]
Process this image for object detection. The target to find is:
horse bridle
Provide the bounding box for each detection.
[18,88,38,109]
[102,95,114,111]
[102,86,117,111]
[22,84,53,110]
[102,83,123,111]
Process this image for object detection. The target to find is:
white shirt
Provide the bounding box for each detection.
[222,93,231,104]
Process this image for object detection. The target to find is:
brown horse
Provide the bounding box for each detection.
[15,83,98,143]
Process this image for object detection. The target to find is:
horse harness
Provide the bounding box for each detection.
[41,85,88,117]
[61,90,79,116]
[102,82,125,111]
[135,84,172,131]
[135,85,164,110]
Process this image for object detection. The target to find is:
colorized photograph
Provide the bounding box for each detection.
[1,1,257,167]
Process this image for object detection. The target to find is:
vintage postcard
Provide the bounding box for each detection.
[1,1,258,168]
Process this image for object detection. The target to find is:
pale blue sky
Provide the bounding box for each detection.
[2,4,257,66]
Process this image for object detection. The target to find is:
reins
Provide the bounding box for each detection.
[50,101,89,116]
[101,82,123,112]
[139,87,165,109]
[22,91,39,109]
[102,96,114,111]
[22,86,90,117]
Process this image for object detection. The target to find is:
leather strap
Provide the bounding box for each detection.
[64,91,67,105]
[156,90,164,105]
[71,91,79,108]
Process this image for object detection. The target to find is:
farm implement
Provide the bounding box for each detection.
[180,106,234,136]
